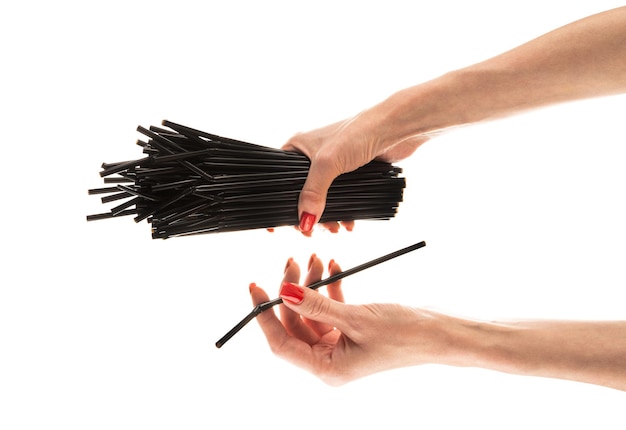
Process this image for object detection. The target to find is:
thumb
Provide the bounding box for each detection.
[280,282,347,329]
[297,155,341,233]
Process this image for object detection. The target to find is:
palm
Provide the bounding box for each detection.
[249,255,349,377]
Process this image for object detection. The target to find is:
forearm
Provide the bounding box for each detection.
[363,6,626,147]
[437,315,626,391]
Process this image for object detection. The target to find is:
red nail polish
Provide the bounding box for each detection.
[284,257,293,273]
[307,253,316,271]
[299,212,316,233]
[280,282,304,304]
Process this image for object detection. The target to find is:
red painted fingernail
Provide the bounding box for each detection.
[284,257,294,273]
[307,253,316,271]
[299,212,316,233]
[280,282,304,304]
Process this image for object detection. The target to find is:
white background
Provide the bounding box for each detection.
[1,1,625,429]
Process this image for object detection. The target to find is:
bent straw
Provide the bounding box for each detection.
[215,240,426,348]
[88,120,407,239]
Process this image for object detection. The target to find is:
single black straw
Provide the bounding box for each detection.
[215,240,426,348]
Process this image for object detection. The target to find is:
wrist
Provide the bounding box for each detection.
[416,310,517,369]
[357,71,480,151]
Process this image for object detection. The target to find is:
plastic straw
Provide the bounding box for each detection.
[215,241,426,348]
[87,120,407,239]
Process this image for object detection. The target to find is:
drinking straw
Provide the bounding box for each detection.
[87,120,407,239]
[215,241,426,348]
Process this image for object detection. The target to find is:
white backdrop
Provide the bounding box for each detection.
[1,1,625,429]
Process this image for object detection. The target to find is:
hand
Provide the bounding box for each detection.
[249,254,445,385]
[283,116,429,235]
[281,7,626,236]
[249,254,626,390]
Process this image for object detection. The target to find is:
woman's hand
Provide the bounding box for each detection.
[281,7,626,236]
[250,254,626,390]
[249,254,447,385]
[283,116,429,235]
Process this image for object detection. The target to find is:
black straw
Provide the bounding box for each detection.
[87,120,407,239]
[215,241,426,348]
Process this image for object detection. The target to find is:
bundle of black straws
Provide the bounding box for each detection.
[87,120,406,239]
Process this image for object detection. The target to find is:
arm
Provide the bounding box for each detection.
[287,6,626,232]
[463,319,626,391]
[250,256,626,390]
[371,6,626,142]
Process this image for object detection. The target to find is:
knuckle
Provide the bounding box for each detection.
[299,188,327,207]
[284,134,302,148]
[284,133,310,155]
[312,150,343,177]
[306,295,330,319]
[341,305,375,340]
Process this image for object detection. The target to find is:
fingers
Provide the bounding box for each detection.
[319,220,355,233]
[326,259,345,303]
[252,255,347,346]
[249,257,300,345]
[297,160,338,234]
[280,257,320,344]
[283,127,361,235]
[249,282,289,345]
[340,220,355,232]
[283,134,345,235]
[249,282,317,372]
[279,279,347,332]
[303,254,324,285]
[283,117,424,237]
[301,255,336,336]
[320,221,340,233]
[251,255,351,378]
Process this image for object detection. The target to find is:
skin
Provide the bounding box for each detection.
[251,7,626,389]
[284,6,626,233]
[251,256,626,390]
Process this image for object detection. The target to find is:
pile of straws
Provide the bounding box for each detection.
[87,120,406,239]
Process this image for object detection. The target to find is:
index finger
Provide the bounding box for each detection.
[249,282,320,372]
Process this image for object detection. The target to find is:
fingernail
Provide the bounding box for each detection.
[307,253,316,271]
[280,282,305,304]
[284,257,294,273]
[299,212,316,233]
[328,259,335,272]
[249,283,256,293]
